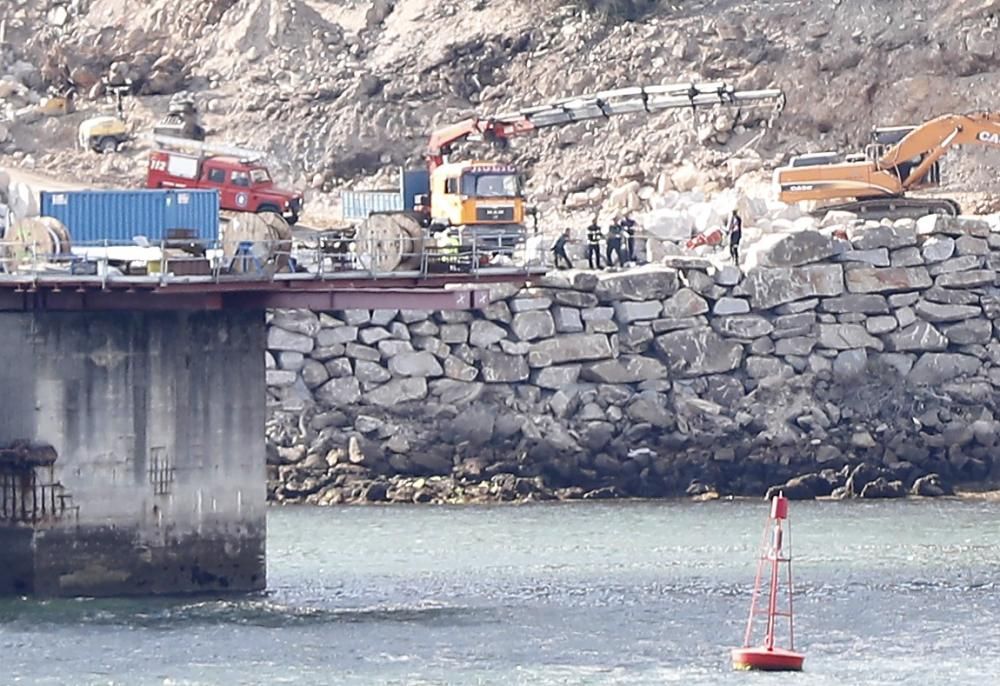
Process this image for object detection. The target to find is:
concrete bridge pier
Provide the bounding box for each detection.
[0,310,267,596]
[0,274,497,596]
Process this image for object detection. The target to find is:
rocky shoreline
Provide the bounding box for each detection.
[266,213,1000,505]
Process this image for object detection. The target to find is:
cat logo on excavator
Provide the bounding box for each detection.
[978,130,1000,145]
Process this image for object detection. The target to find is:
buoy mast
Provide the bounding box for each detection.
[731,493,805,672]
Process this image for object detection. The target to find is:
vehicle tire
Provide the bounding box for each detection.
[98,136,118,154]
[257,204,281,216]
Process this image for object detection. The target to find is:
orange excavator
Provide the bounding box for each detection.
[775,112,1000,217]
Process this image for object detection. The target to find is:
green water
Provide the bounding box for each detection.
[2,499,998,684]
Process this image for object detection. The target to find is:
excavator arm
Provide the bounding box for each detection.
[426,81,785,170]
[776,112,1000,218]
[880,113,1000,188]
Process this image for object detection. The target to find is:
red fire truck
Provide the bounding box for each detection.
[145,136,303,224]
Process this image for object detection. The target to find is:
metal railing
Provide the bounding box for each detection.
[0,229,549,287]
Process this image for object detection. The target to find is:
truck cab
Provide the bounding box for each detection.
[147,150,303,224]
[428,161,526,249]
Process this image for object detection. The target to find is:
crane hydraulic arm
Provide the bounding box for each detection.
[776,112,1000,217]
[426,81,786,170]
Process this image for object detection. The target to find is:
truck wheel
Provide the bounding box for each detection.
[257,204,281,216]
[98,136,118,153]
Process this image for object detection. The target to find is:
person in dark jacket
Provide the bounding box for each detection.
[586,219,603,269]
[606,219,624,267]
[620,213,637,263]
[551,228,573,269]
[727,209,743,264]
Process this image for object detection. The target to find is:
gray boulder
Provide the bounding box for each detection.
[758,230,838,267]
[661,288,709,318]
[921,236,955,264]
[595,266,679,302]
[509,296,553,313]
[529,334,614,366]
[734,264,844,309]
[614,300,663,323]
[833,248,890,267]
[581,355,668,383]
[819,294,889,314]
[908,353,979,385]
[270,310,321,337]
[366,378,428,406]
[480,351,531,382]
[818,324,884,351]
[833,348,868,380]
[315,376,362,407]
[512,311,556,341]
[916,214,991,238]
[942,318,992,345]
[626,392,673,428]
[533,365,582,389]
[888,321,948,352]
[713,297,751,315]
[850,224,917,250]
[267,327,315,354]
[388,351,444,378]
[935,270,996,289]
[552,305,585,332]
[713,314,774,338]
[859,477,908,499]
[913,300,981,323]
[354,360,392,387]
[654,327,744,377]
[911,473,954,497]
[469,320,508,348]
[845,267,932,293]
[439,323,469,344]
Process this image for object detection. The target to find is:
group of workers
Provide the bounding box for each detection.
[551,214,639,271]
[551,208,744,271]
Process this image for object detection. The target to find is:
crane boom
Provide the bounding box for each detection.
[427,81,785,170]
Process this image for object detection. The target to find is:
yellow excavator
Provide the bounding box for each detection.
[775,112,1000,217]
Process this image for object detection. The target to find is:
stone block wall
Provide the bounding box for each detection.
[266,214,1000,504]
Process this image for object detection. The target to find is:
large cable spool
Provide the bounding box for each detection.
[8,180,39,220]
[221,211,293,274]
[353,213,424,272]
[2,216,72,272]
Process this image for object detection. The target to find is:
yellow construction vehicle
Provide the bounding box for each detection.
[775,112,1000,217]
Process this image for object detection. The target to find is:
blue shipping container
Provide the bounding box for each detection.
[401,168,430,210]
[39,189,220,245]
[340,166,431,221]
[340,190,404,220]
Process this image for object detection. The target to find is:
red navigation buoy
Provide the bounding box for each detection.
[731,493,805,672]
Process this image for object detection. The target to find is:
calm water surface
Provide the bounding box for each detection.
[2,500,999,685]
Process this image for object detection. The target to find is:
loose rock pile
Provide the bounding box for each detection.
[266,212,1000,504]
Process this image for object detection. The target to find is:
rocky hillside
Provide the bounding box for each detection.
[1,0,999,223]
